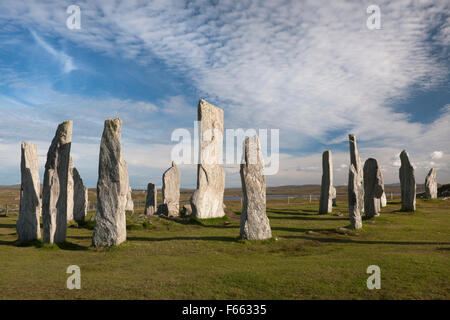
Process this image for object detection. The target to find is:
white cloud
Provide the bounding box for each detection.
[431,151,444,160]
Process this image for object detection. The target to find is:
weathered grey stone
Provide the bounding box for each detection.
[240,135,272,240]
[190,99,226,219]
[72,167,88,223]
[160,162,180,217]
[17,142,41,242]
[332,187,337,207]
[144,183,157,215]
[125,185,134,212]
[380,192,387,207]
[348,164,363,229]
[399,150,416,211]
[363,158,384,218]
[67,157,74,222]
[42,120,73,244]
[92,118,127,247]
[319,150,334,214]
[182,204,192,216]
[425,168,437,199]
[348,134,364,212]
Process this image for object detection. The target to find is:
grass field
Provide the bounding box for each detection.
[0,189,449,300]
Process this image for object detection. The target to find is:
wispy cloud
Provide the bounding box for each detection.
[30,29,76,73]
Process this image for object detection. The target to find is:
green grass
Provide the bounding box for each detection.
[0,196,449,299]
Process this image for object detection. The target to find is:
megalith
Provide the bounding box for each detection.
[17,142,41,242]
[42,120,73,244]
[92,118,127,247]
[240,135,272,240]
[363,158,384,218]
[319,150,334,214]
[348,164,363,229]
[399,150,416,211]
[348,134,364,212]
[72,167,88,223]
[160,162,180,217]
[144,183,157,215]
[190,99,225,219]
[125,185,134,212]
[67,157,74,222]
[425,168,437,199]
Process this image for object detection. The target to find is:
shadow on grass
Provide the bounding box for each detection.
[283,235,450,246]
[268,215,348,221]
[0,223,16,229]
[0,238,88,250]
[127,236,239,243]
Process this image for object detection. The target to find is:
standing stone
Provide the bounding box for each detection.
[332,187,337,207]
[379,168,387,207]
[380,192,387,207]
[93,118,127,247]
[348,164,363,229]
[319,150,334,214]
[240,135,272,240]
[125,185,134,212]
[144,183,157,215]
[67,157,74,222]
[72,167,88,223]
[190,99,226,219]
[17,142,41,242]
[160,162,181,217]
[42,120,73,244]
[348,134,364,212]
[363,158,384,218]
[182,204,193,216]
[399,150,416,211]
[425,168,437,199]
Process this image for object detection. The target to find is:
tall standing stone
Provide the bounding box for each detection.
[425,168,437,199]
[319,150,334,214]
[17,142,41,242]
[144,183,157,215]
[380,192,387,207]
[399,150,416,211]
[160,162,180,217]
[348,134,364,212]
[190,99,225,219]
[348,164,363,229]
[67,157,74,222]
[125,185,134,212]
[42,120,73,244]
[72,167,88,223]
[363,158,384,218]
[240,136,272,240]
[93,118,127,247]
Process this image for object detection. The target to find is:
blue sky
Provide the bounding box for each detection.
[0,0,449,189]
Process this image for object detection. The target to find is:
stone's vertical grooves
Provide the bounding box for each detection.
[144,183,157,215]
[240,135,272,240]
[190,99,225,219]
[67,157,74,222]
[348,134,364,212]
[399,150,416,211]
[42,120,73,244]
[17,142,41,241]
[160,162,180,217]
[348,164,363,229]
[319,150,334,214]
[425,168,437,199]
[363,158,384,218]
[72,167,88,223]
[93,118,127,247]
